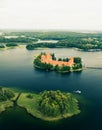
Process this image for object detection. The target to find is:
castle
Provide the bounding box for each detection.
[41,53,74,67]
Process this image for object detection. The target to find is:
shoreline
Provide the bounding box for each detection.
[0,45,24,50]
[34,63,83,74]
[18,103,77,121]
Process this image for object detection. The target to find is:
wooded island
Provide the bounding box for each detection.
[34,52,83,73]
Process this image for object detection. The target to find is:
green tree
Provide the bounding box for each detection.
[74,57,81,63]
[51,53,56,60]
[58,58,62,61]
[54,65,59,71]
[61,65,70,72]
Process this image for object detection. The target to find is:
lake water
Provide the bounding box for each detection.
[37,39,58,43]
[0,47,102,130]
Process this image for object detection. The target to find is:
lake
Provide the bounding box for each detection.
[0,47,102,130]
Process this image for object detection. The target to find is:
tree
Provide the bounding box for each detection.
[74,57,81,64]
[73,63,82,70]
[54,65,60,71]
[58,58,62,61]
[51,53,56,60]
[61,65,70,72]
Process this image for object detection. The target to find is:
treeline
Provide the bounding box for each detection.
[2,31,102,50]
[3,31,102,40]
[26,37,102,50]
[2,32,84,40]
[57,38,102,50]
[0,43,18,48]
[0,36,38,43]
[38,90,80,117]
[26,42,58,50]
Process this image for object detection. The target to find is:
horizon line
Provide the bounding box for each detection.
[0,28,102,32]
[0,28,102,33]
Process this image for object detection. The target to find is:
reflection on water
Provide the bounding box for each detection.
[0,47,102,130]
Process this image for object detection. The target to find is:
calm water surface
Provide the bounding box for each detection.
[0,47,102,130]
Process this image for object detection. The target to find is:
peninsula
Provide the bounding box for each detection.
[34,52,83,73]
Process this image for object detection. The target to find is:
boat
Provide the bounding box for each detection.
[74,90,81,94]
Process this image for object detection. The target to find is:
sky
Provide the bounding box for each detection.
[0,0,102,30]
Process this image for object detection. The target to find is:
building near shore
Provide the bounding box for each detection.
[41,53,74,67]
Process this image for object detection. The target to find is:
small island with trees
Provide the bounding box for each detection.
[34,52,83,73]
[0,86,80,121]
[17,90,80,121]
[0,43,18,50]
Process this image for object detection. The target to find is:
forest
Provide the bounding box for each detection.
[38,90,80,117]
[0,31,102,50]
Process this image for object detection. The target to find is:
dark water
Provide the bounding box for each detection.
[0,47,102,130]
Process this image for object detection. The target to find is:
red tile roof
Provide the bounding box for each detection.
[41,54,74,67]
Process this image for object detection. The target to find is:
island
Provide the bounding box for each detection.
[0,43,19,50]
[17,90,80,121]
[34,52,83,73]
[0,87,80,121]
[6,43,18,47]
